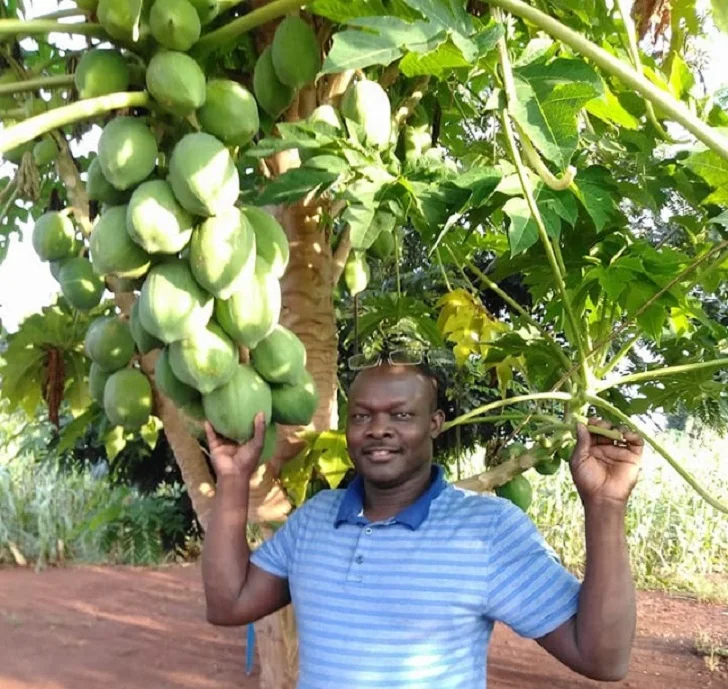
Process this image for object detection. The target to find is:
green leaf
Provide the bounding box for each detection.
[669,53,695,99]
[140,415,163,449]
[344,203,378,249]
[65,352,91,418]
[403,0,474,36]
[313,431,351,488]
[512,58,603,168]
[682,146,728,205]
[310,0,421,23]
[571,166,617,231]
[279,448,315,507]
[104,425,127,461]
[548,0,596,24]
[256,168,339,206]
[322,28,406,72]
[504,198,537,255]
[303,154,350,174]
[585,83,640,130]
[400,38,470,78]
[473,20,504,57]
[712,0,728,33]
[56,407,101,454]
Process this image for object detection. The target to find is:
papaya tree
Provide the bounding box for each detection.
[2,0,728,686]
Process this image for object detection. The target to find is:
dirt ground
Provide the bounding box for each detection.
[0,564,726,689]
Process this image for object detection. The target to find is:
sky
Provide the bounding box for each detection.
[0,1,727,332]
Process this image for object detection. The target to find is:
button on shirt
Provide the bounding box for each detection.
[250,465,581,689]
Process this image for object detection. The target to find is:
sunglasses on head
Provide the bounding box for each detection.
[347,348,455,371]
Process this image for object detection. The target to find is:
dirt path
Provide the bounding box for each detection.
[0,564,725,689]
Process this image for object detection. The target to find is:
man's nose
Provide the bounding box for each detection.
[366,414,392,437]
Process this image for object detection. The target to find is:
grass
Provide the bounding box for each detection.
[525,427,728,602]
[694,630,728,672]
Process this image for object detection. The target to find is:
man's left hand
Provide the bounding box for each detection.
[570,419,644,507]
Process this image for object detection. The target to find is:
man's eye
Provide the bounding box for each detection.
[351,413,369,421]
[395,412,413,420]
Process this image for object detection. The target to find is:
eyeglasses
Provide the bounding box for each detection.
[348,348,455,371]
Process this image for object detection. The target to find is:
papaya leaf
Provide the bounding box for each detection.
[712,0,728,33]
[310,0,420,23]
[313,430,351,488]
[504,195,562,256]
[512,58,603,168]
[140,415,163,449]
[65,351,91,418]
[56,407,101,455]
[571,166,618,231]
[585,83,640,130]
[344,203,378,249]
[256,169,339,206]
[104,425,127,461]
[322,30,408,72]
[682,146,728,205]
[400,38,470,78]
[280,447,316,507]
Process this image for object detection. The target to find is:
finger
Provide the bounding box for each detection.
[573,423,591,459]
[623,430,644,447]
[591,445,642,464]
[204,421,219,449]
[249,412,267,451]
[587,418,612,430]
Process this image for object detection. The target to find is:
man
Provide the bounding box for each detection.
[202,357,643,688]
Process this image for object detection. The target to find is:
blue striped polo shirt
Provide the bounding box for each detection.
[251,465,581,689]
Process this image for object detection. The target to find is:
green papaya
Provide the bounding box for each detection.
[146,50,206,117]
[50,259,68,282]
[253,45,294,119]
[189,207,256,299]
[86,157,129,205]
[344,251,370,296]
[535,456,561,476]
[308,104,342,130]
[59,257,106,311]
[271,16,321,89]
[149,0,201,51]
[90,205,152,278]
[97,0,152,43]
[168,321,238,394]
[187,0,219,24]
[89,362,111,405]
[74,49,130,99]
[260,423,278,463]
[215,258,281,349]
[197,79,260,147]
[154,347,201,408]
[103,368,153,429]
[130,300,164,353]
[85,316,135,371]
[271,368,318,426]
[251,324,306,385]
[32,137,58,167]
[495,474,533,512]
[242,206,289,278]
[138,258,214,343]
[98,116,158,190]
[32,212,77,262]
[368,227,395,259]
[75,0,99,10]
[167,132,239,216]
[202,363,272,442]
[341,79,392,149]
[126,179,194,254]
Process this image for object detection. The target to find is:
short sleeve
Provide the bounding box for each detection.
[250,503,307,579]
[484,499,581,639]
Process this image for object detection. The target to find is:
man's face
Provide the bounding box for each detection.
[345,365,445,488]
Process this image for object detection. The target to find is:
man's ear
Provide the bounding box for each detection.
[430,409,446,438]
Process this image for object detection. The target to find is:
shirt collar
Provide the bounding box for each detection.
[334,465,447,531]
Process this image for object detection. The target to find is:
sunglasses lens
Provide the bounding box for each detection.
[348,353,381,370]
[389,349,423,365]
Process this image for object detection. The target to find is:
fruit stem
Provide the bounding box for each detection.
[0,184,19,225]
[0,19,107,39]
[0,74,75,97]
[483,0,728,161]
[597,357,728,392]
[192,0,311,57]
[34,8,86,20]
[0,91,150,154]
[443,391,573,431]
[586,394,728,513]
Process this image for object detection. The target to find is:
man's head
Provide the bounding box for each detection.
[345,363,445,489]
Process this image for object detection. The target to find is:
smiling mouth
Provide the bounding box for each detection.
[363,448,401,462]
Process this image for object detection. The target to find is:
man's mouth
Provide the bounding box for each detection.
[363,447,401,462]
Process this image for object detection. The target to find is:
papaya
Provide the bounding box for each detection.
[190,207,256,299]
[49,259,68,282]
[59,257,106,311]
[271,16,321,89]
[32,212,77,262]
[260,423,278,463]
[4,138,34,165]
[495,474,533,512]
[271,369,318,426]
[0,71,20,112]
[130,300,163,353]
[202,363,272,442]
[149,0,200,51]
[242,206,289,278]
[154,347,201,408]
[253,45,294,119]
[168,321,238,394]
[535,456,561,476]
[251,324,306,385]
[86,157,129,206]
[74,0,99,10]
[187,0,219,24]
[89,362,111,405]
[103,368,153,429]
[401,124,432,161]
[32,137,58,167]
[74,49,130,99]
[341,79,392,149]
[344,251,370,296]
[90,205,152,278]
[197,80,260,147]
[138,258,214,343]
[308,104,342,130]
[215,258,281,349]
[126,179,193,254]
[368,227,395,259]
[167,132,239,216]
[85,316,135,371]
[98,116,158,190]
[146,51,206,117]
[97,0,152,43]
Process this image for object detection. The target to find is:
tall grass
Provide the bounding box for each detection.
[0,461,185,569]
[527,428,728,599]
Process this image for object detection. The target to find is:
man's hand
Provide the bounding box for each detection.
[205,413,266,480]
[570,418,644,506]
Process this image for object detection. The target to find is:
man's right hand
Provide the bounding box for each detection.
[205,413,266,480]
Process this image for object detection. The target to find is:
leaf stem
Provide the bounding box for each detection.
[597,332,639,378]
[435,247,452,292]
[0,19,107,39]
[0,74,75,97]
[443,391,573,431]
[192,0,311,57]
[0,91,150,154]
[484,0,728,160]
[586,394,728,513]
[598,357,728,392]
[0,184,19,225]
[34,8,86,20]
